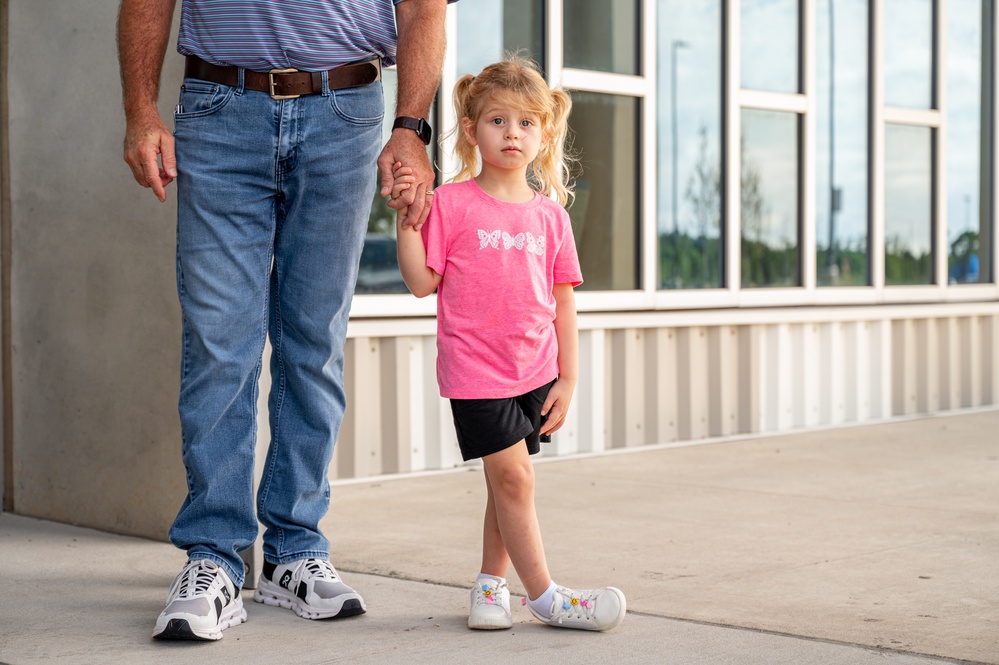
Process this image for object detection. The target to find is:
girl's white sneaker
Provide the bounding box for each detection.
[525,585,626,631]
[468,578,513,630]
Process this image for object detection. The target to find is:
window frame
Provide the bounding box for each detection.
[347,0,999,319]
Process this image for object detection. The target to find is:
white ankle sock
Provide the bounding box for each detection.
[527,581,557,617]
[477,572,505,585]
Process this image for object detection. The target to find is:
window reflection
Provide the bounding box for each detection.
[457,0,545,75]
[564,0,639,75]
[658,1,722,289]
[884,0,933,109]
[568,92,641,291]
[741,110,800,288]
[885,124,933,285]
[741,0,799,93]
[816,0,869,286]
[947,0,987,284]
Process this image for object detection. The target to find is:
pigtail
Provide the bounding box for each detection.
[531,88,575,207]
[446,74,479,184]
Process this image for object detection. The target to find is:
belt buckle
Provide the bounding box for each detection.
[269,68,300,100]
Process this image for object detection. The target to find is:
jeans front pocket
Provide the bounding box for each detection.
[175,78,234,120]
[329,82,384,126]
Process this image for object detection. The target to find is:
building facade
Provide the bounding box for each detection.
[336,0,999,479]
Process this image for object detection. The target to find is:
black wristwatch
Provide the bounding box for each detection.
[393,116,432,145]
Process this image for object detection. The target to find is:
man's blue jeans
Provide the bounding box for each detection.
[168,70,383,588]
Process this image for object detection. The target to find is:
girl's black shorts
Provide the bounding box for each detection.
[449,379,556,461]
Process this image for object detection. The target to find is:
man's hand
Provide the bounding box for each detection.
[386,0,447,230]
[118,0,178,203]
[378,130,433,230]
[123,108,177,202]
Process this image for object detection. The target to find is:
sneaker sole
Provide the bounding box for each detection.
[254,578,367,620]
[152,597,247,641]
[468,616,513,630]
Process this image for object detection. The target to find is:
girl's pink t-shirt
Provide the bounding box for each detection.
[421,178,583,399]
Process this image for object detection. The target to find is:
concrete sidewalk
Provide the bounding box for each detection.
[2,410,997,664]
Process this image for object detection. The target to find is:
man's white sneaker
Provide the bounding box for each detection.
[525,585,626,632]
[254,559,366,620]
[468,578,512,630]
[152,559,246,641]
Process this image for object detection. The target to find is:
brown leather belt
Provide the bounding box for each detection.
[184,55,380,99]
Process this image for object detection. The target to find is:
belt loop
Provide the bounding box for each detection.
[321,70,330,96]
[236,67,246,95]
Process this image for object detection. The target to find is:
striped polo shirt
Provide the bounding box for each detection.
[177,0,405,71]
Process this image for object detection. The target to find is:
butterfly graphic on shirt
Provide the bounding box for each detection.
[478,229,501,249]
[526,233,545,256]
[478,229,545,256]
[503,232,525,250]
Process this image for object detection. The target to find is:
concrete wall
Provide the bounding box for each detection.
[4,1,186,538]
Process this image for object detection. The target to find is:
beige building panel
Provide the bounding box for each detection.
[610,328,646,448]
[761,324,794,432]
[677,327,709,440]
[792,323,822,428]
[872,320,894,420]
[914,319,940,413]
[707,326,739,437]
[737,325,761,434]
[645,327,679,444]
[842,322,861,423]
[378,337,412,475]
[959,317,982,408]
[819,322,846,426]
[984,315,999,404]
[577,329,608,454]
[892,319,918,417]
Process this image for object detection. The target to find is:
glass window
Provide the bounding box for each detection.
[946,0,987,284]
[563,0,640,75]
[741,110,800,288]
[884,0,934,109]
[741,0,799,93]
[359,69,435,295]
[816,0,869,286]
[568,92,641,291]
[885,124,933,285]
[657,1,723,289]
[457,0,545,75]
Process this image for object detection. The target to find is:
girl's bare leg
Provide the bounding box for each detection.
[480,472,511,578]
[481,442,552,599]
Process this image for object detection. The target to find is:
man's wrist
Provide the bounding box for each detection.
[392,116,432,145]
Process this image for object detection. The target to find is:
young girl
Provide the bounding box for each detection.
[392,57,626,632]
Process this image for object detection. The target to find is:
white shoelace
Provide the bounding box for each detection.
[472,581,506,608]
[166,559,221,603]
[550,587,596,622]
[293,559,340,586]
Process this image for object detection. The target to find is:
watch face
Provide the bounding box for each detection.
[395,117,432,145]
[417,120,432,145]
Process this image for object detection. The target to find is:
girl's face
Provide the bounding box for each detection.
[463,98,545,175]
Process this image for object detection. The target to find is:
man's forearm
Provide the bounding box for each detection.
[117,0,177,119]
[393,0,448,120]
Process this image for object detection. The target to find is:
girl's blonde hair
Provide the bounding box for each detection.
[448,55,575,207]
